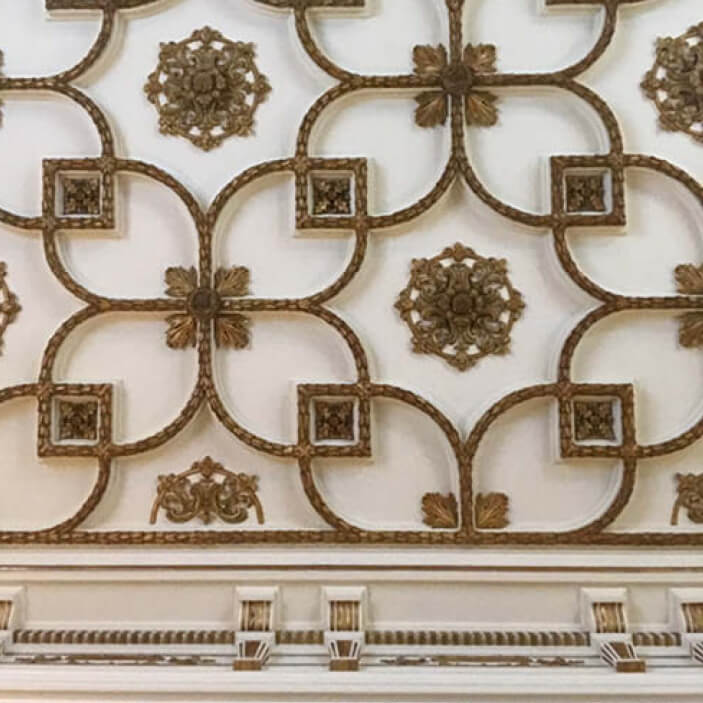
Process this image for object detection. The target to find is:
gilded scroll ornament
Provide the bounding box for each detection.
[421,492,458,529]
[144,27,271,151]
[0,263,20,355]
[164,265,251,350]
[149,456,264,525]
[674,263,703,348]
[413,43,499,128]
[642,23,703,144]
[671,473,703,526]
[395,243,525,371]
[475,492,509,529]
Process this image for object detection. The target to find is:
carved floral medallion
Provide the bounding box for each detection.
[413,43,499,128]
[164,265,251,350]
[144,26,271,151]
[395,243,525,371]
[642,22,703,144]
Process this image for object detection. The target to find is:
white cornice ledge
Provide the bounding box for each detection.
[0,666,702,699]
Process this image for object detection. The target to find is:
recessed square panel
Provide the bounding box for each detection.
[58,174,102,217]
[313,399,356,442]
[310,174,354,217]
[55,397,99,443]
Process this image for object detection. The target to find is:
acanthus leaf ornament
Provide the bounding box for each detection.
[422,492,459,529]
[149,456,264,526]
[475,493,510,529]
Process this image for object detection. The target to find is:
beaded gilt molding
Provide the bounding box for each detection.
[0,0,702,546]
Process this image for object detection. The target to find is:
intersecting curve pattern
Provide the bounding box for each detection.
[0,0,701,546]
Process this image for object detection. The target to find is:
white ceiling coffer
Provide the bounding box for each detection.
[233,586,279,672]
[580,587,645,673]
[668,588,703,665]
[322,586,366,672]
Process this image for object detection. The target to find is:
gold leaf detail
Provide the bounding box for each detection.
[679,312,703,348]
[414,91,448,128]
[465,91,498,127]
[165,313,197,349]
[675,264,703,295]
[165,266,197,298]
[215,266,250,297]
[215,314,250,349]
[463,43,497,73]
[475,492,509,529]
[412,44,447,77]
[422,492,458,529]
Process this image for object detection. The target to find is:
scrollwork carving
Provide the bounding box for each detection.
[149,457,264,526]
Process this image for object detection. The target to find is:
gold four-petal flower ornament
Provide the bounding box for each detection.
[163,265,251,350]
[413,42,499,128]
